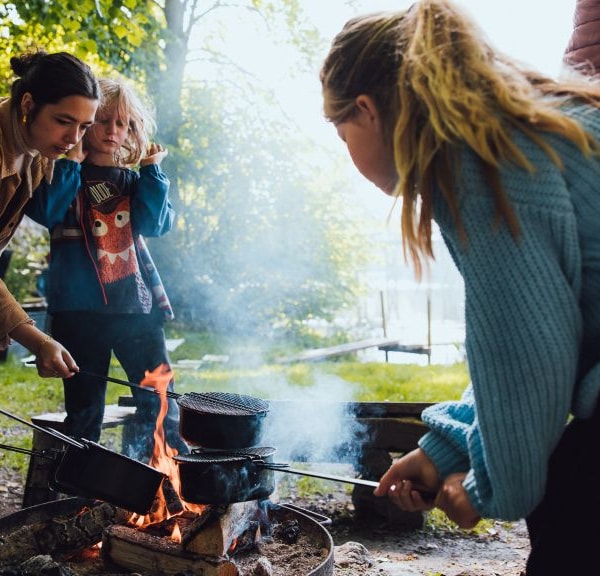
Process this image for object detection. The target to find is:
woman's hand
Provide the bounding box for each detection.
[140,143,168,166]
[35,336,79,379]
[435,473,481,529]
[374,448,442,511]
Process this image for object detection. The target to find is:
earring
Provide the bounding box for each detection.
[22,114,27,125]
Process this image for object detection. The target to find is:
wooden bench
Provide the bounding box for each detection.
[276,338,430,363]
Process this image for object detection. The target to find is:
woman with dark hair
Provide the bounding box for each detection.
[0,50,99,378]
[321,0,600,573]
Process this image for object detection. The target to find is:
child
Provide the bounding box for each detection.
[320,1,600,573]
[26,78,187,461]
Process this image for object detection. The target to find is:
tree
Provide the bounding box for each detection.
[1,0,369,341]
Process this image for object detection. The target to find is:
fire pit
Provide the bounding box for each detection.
[0,497,334,576]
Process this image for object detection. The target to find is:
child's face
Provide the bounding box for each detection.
[87,105,129,155]
[335,95,397,195]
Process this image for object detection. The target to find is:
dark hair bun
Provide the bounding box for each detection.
[10,51,49,78]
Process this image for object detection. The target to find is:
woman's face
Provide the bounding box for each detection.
[21,93,98,159]
[335,95,398,195]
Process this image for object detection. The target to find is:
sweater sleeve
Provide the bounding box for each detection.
[426,153,582,521]
[0,279,34,349]
[25,159,81,229]
[130,164,174,237]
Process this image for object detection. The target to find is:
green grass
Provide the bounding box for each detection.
[0,347,469,475]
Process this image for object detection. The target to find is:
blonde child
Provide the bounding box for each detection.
[26,78,187,461]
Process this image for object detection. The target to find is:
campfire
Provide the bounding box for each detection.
[0,365,334,576]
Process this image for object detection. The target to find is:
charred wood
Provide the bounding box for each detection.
[181,501,260,557]
[0,503,130,564]
[102,524,238,576]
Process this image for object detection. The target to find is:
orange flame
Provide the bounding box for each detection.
[128,364,207,529]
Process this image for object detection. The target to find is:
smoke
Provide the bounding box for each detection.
[256,371,369,467]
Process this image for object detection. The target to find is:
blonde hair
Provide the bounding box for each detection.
[321,0,600,276]
[93,77,156,166]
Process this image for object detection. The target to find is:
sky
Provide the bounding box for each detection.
[188,0,576,150]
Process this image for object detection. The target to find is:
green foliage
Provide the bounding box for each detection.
[2,223,49,303]
[151,82,367,337]
[1,0,368,338]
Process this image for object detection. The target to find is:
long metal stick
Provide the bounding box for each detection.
[77,369,180,399]
[266,465,379,488]
[0,408,84,448]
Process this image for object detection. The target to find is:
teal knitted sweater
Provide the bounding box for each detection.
[419,102,600,521]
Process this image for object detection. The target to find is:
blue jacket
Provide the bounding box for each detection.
[26,159,174,315]
[419,102,600,521]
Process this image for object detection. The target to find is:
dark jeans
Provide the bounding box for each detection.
[50,310,188,462]
[525,399,600,574]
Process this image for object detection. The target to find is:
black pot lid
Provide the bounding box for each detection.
[174,446,276,463]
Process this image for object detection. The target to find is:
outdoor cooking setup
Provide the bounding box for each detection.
[1,371,433,575]
[0,390,340,576]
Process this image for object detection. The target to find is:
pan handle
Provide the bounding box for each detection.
[25,361,180,399]
[262,464,437,501]
[0,442,59,460]
[77,369,180,399]
[261,463,379,488]
[0,407,84,448]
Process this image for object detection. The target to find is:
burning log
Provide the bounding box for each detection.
[102,524,239,576]
[181,501,261,557]
[0,502,130,563]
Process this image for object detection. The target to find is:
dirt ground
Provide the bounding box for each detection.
[0,468,529,576]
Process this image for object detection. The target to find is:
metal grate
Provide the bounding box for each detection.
[174,446,276,464]
[176,391,269,415]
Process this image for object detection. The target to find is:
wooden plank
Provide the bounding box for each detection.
[31,404,135,429]
[103,524,238,576]
[276,338,405,363]
[269,400,433,418]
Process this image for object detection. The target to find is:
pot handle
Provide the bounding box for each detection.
[279,503,332,526]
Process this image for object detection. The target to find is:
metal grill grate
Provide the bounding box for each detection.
[175,446,276,464]
[177,392,269,415]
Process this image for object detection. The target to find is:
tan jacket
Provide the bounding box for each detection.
[0,98,48,348]
[564,0,600,74]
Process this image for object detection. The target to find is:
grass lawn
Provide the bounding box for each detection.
[0,341,469,478]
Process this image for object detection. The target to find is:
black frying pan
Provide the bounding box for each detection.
[0,408,165,514]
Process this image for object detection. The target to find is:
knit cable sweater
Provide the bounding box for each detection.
[418,102,600,521]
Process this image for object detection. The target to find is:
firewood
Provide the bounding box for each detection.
[102,524,238,576]
[181,501,260,557]
[0,502,131,563]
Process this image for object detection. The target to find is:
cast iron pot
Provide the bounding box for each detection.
[75,372,270,450]
[176,392,270,449]
[174,446,276,504]
[50,439,166,514]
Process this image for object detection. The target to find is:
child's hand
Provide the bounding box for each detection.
[65,140,87,164]
[140,143,168,166]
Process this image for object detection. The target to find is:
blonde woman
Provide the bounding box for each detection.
[321,1,600,573]
[26,78,187,461]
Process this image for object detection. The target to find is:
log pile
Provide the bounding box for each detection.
[0,502,130,564]
[102,501,262,576]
